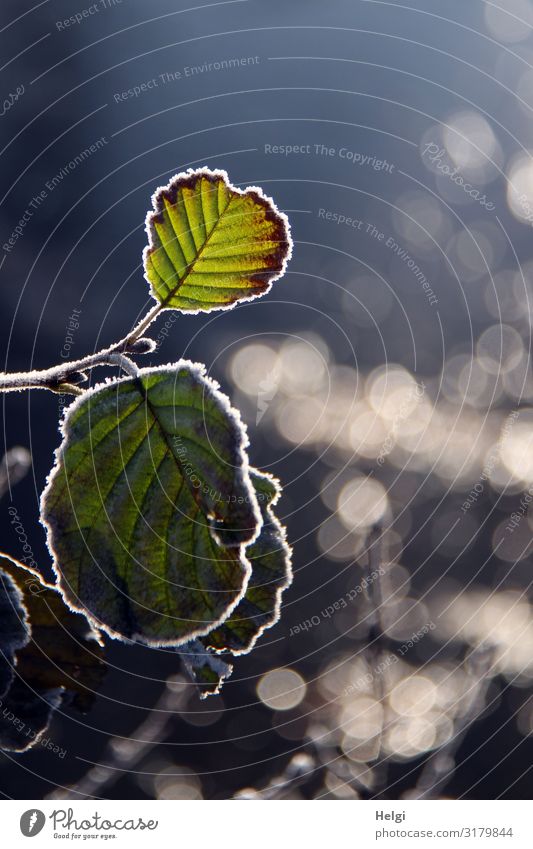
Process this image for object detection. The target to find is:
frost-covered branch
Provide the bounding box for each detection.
[0,333,154,394]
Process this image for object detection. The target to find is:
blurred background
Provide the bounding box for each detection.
[1,0,533,799]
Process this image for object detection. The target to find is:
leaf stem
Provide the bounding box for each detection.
[107,352,139,378]
[123,303,163,346]
[0,305,162,395]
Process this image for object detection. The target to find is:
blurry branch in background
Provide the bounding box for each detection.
[234,728,387,800]
[236,528,502,801]
[362,523,389,794]
[233,740,377,800]
[49,677,187,801]
[0,446,31,500]
[235,526,392,801]
[364,524,385,703]
[235,752,320,800]
[408,645,496,800]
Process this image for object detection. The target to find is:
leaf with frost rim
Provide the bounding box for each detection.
[40,362,262,648]
[0,555,105,705]
[0,565,29,700]
[202,469,292,656]
[143,167,293,314]
[0,554,105,752]
[184,470,291,697]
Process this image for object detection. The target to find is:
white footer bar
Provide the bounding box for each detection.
[3,799,532,847]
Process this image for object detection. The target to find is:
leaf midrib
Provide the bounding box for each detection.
[158,189,233,309]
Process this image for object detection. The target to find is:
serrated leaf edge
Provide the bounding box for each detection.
[206,468,293,657]
[143,167,293,315]
[39,360,264,648]
[0,553,103,649]
[0,562,31,698]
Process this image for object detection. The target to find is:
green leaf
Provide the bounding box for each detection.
[182,471,291,696]
[203,469,292,655]
[41,362,262,647]
[143,168,292,313]
[0,554,105,753]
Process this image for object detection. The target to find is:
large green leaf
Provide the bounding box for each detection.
[203,470,292,655]
[40,363,262,647]
[0,555,105,753]
[143,168,292,313]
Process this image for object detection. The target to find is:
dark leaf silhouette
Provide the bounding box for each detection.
[0,555,105,753]
[0,566,29,701]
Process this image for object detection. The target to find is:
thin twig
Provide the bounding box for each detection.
[0,319,157,394]
[360,523,390,795]
[107,352,139,378]
[234,751,321,800]
[124,303,162,346]
[410,645,495,799]
[364,524,386,702]
[48,678,186,800]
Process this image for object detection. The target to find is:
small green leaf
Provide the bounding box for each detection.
[144,168,292,313]
[203,469,292,655]
[41,362,262,647]
[0,554,105,753]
